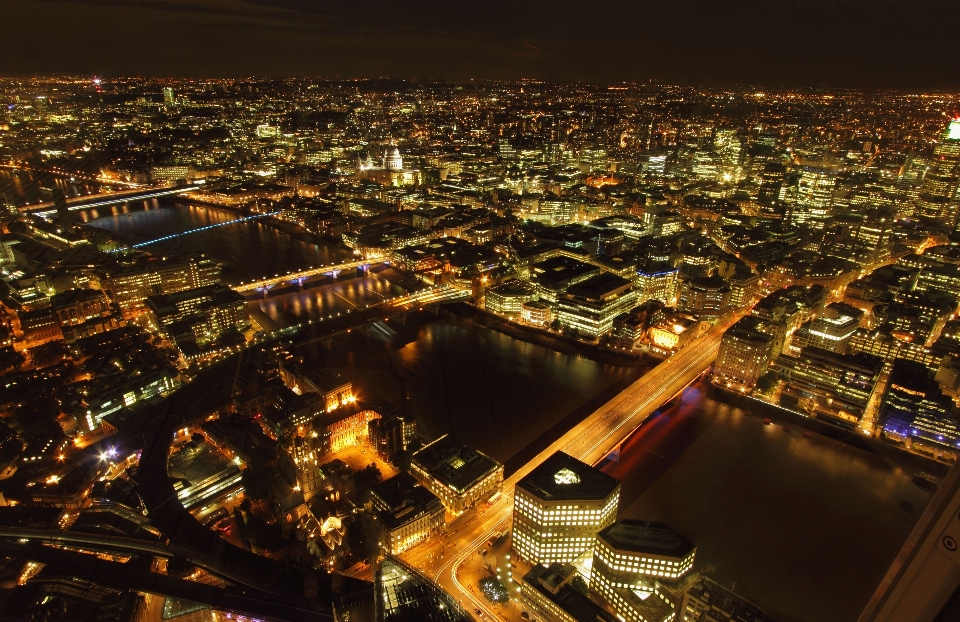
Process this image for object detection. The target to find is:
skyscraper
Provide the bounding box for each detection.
[786,165,836,229]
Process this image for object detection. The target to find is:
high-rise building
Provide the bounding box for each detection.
[162,87,175,106]
[713,128,741,181]
[758,162,786,207]
[512,451,620,566]
[590,519,696,622]
[914,120,960,224]
[880,359,960,451]
[787,165,836,229]
[714,316,776,390]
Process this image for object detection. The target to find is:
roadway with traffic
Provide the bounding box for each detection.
[399,308,748,621]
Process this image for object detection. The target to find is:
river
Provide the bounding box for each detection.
[599,380,935,622]
[86,200,350,285]
[88,201,934,622]
[0,167,103,207]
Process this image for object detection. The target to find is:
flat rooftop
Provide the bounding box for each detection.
[564,272,633,301]
[412,435,502,494]
[532,255,598,289]
[598,519,695,558]
[517,451,620,502]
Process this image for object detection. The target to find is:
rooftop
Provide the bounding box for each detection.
[563,272,633,302]
[522,563,617,622]
[412,435,502,494]
[598,519,695,558]
[376,556,472,622]
[517,451,620,502]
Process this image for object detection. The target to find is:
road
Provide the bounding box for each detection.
[400,309,747,621]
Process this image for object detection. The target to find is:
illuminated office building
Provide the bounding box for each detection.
[774,347,883,425]
[713,128,742,181]
[145,284,249,347]
[590,519,696,622]
[105,255,221,314]
[758,162,786,207]
[410,435,503,516]
[786,165,836,229]
[520,299,554,326]
[714,316,776,390]
[635,263,679,305]
[914,120,960,223]
[484,279,538,315]
[678,276,730,320]
[791,302,863,354]
[728,271,759,308]
[880,358,960,450]
[512,451,620,566]
[556,273,637,338]
[530,256,600,303]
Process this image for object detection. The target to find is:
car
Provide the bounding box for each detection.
[521,612,530,620]
[474,609,484,618]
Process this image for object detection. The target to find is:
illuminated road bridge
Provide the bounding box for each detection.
[22,186,193,217]
[233,259,378,293]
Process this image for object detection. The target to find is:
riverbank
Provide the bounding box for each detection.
[442,302,652,368]
[711,384,952,476]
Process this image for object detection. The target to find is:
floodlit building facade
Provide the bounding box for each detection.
[371,472,445,555]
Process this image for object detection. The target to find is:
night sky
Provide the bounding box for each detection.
[2,0,957,88]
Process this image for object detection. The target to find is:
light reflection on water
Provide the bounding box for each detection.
[86,201,350,284]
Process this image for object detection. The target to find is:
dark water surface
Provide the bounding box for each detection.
[86,201,349,285]
[601,381,933,622]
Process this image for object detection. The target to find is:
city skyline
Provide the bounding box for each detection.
[1,43,960,622]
